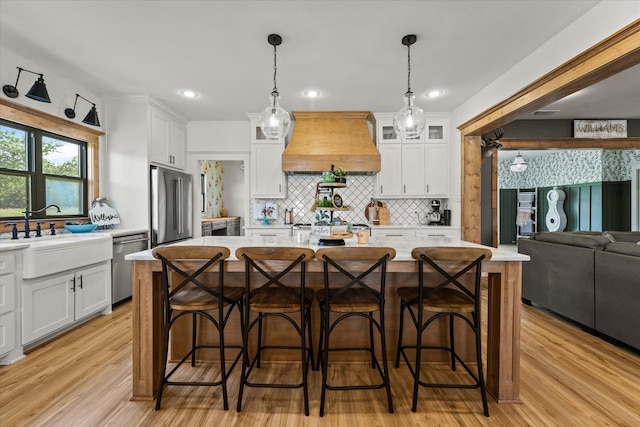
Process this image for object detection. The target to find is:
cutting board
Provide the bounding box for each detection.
[378,204,390,225]
[364,198,383,220]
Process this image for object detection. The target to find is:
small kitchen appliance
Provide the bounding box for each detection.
[427,200,442,224]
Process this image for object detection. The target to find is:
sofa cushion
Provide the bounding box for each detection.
[530,232,610,249]
[603,241,640,257]
[607,231,640,243]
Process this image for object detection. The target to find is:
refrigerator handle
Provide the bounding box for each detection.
[176,177,183,234]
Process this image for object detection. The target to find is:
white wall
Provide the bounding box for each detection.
[449,1,640,228]
[0,46,110,197]
[188,121,250,153]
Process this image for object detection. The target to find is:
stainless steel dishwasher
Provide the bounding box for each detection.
[112,231,149,306]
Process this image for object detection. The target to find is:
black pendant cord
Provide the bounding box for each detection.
[271,43,279,101]
[406,42,412,98]
[267,34,282,105]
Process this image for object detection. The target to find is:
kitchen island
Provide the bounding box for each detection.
[126,235,528,404]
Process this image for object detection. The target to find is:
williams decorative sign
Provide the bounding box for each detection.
[573,120,627,138]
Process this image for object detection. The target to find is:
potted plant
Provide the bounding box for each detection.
[334,166,347,183]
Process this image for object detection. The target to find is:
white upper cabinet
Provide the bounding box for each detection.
[374,113,450,198]
[149,104,186,169]
[248,115,286,199]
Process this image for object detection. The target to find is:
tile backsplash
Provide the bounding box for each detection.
[250,175,444,226]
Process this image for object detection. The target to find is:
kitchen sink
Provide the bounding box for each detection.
[22,234,113,279]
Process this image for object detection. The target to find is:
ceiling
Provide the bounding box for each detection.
[4,0,634,125]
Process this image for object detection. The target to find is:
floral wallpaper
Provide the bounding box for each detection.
[499,149,640,189]
[200,160,224,217]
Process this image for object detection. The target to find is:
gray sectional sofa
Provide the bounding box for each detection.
[518,231,640,350]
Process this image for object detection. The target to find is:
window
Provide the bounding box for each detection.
[0,119,88,219]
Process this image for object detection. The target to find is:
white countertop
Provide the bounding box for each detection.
[244,224,459,229]
[0,227,148,252]
[126,235,528,263]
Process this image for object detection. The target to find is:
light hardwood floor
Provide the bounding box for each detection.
[1,284,639,426]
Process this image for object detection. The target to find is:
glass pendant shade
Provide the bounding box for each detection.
[258,33,290,140]
[393,34,425,139]
[394,93,426,139]
[25,76,51,103]
[510,153,528,173]
[259,95,291,139]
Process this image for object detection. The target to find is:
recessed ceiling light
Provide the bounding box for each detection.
[304,89,320,98]
[426,89,443,98]
[179,89,199,98]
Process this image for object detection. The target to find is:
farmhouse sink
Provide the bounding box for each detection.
[22,234,113,279]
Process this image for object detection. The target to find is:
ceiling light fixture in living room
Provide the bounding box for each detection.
[510,152,528,173]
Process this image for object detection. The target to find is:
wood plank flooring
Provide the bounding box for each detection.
[1,284,639,426]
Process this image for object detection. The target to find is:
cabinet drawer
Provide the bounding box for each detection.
[0,253,16,275]
[370,229,414,239]
[0,273,16,314]
[0,312,16,356]
[245,229,291,237]
[415,228,459,239]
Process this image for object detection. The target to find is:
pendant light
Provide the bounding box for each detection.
[510,152,528,173]
[259,34,291,139]
[2,67,52,103]
[393,34,426,139]
[65,94,101,127]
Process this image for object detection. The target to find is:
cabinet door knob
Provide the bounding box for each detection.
[79,275,83,289]
[71,276,76,291]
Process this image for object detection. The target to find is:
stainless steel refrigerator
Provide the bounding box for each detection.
[150,166,193,247]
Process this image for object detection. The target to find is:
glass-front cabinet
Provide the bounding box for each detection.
[374,113,450,198]
[248,114,286,199]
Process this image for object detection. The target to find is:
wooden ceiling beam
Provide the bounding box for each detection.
[498,137,640,150]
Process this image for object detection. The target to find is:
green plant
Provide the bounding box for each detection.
[334,166,347,177]
[316,198,333,208]
[314,210,330,225]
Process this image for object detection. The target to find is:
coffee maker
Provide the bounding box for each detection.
[426,200,452,225]
[427,200,442,224]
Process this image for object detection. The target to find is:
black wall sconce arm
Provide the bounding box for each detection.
[65,93,100,127]
[2,67,52,103]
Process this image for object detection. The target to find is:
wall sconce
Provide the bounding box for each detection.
[65,94,101,127]
[510,152,528,173]
[2,67,52,103]
[393,34,426,139]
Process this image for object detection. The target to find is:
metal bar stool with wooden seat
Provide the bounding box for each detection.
[235,246,316,415]
[395,247,492,416]
[315,246,396,417]
[152,246,244,410]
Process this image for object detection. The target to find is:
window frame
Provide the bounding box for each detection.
[1,118,89,220]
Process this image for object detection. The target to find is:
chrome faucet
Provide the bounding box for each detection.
[22,204,61,238]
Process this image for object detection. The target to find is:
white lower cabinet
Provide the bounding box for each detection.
[22,261,111,345]
[244,228,291,237]
[415,228,460,239]
[0,252,18,360]
[0,312,16,357]
[370,228,415,239]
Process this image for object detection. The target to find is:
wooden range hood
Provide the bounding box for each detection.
[282,111,381,174]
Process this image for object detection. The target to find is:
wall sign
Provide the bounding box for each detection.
[332,193,343,208]
[574,120,627,138]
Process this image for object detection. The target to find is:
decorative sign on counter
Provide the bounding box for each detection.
[89,198,121,226]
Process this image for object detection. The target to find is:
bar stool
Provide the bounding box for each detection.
[235,246,316,415]
[315,246,396,417]
[395,247,492,416]
[152,246,244,410]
